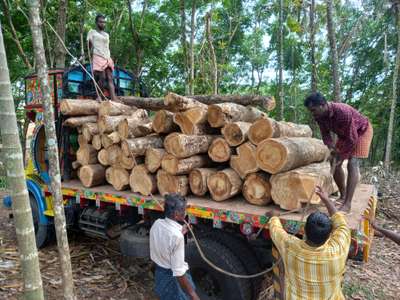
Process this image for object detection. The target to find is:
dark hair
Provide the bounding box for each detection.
[164,193,187,219]
[304,92,327,107]
[305,211,332,245]
[95,14,105,22]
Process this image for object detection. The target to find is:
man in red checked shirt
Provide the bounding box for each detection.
[304,92,373,212]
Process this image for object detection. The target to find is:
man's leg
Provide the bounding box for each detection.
[333,160,346,203]
[340,157,360,212]
[94,70,105,101]
[105,67,117,101]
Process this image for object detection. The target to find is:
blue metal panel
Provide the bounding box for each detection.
[26,179,49,225]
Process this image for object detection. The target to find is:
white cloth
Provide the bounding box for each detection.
[150,218,189,277]
[87,29,111,59]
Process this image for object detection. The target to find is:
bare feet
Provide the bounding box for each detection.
[339,202,351,213]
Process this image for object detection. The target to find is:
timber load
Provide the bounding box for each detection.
[62,94,335,210]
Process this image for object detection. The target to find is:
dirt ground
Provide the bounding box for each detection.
[0,170,399,300]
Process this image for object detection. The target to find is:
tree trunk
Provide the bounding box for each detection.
[98,115,127,134]
[326,0,341,102]
[189,168,217,196]
[54,0,68,68]
[162,154,211,175]
[98,100,135,116]
[82,123,99,142]
[189,0,196,95]
[145,148,165,173]
[243,172,272,206]
[106,166,130,191]
[278,0,284,120]
[79,0,86,61]
[63,115,97,127]
[27,1,75,298]
[207,168,243,201]
[78,164,105,187]
[97,148,109,166]
[205,12,218,94]
[208,103,266,128]
[190,95,276,110]
[180,0,189,94]
[60,99,99,115]
[0,21,44,300]
[256,137,329,174]
[270,161,335,210]
[156,169,189,196]
[230,142,259,179]
[164,133,216,158]
[164,92,207,112]
[309,0,317,92]
[152,110,179,134]
[385,3,400,170]
[222,122,251,146]
[121,135,163,156]
[208,137,232,162]
[77,145,98,165]
[248,118,312,145]
[130,164,157,195]
[107,144,122,166]
[117,109,150,138]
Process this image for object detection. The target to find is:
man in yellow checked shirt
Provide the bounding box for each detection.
[268,186,351,300]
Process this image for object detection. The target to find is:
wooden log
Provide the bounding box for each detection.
[173,107,213,135]
[190,95,276,110]
[76,145,98,165]
[119,96,169,111]
[71,161,81,170]
[156,170,189,196]
[208,137,232,162]
[98,100,135,116]
[97,149,109,166]
[243,172,272,206]
[121,135,163,156]
[152,110,179,134]
[248,118,313,145]
[63,115,97,127]
[90,135,100,150]
[189,168,217,196]
[106,167,130,191]
[256,137,329,174]
[117,109,150,138]
[164,133,216,158]
[78,164,105,187]
[77,134,87,147]
[164,92,207,112]
[161,154,212,175]
[107,145,122,166]
[60,99,100,116]
[145,148,166,173]
[207,168,243,201]
[121,154,143,170]
[82,123,99,142]
[230,142,259,179]
[130,164,157,196]
[222,122,251,146]
[270,161,335,210]
[208,103,266,128]
[98,115,127,134]
[108,132,121,144]
[101,134,113,149]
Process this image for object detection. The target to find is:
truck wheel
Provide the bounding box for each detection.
[186,237,252,300]
[204,231,263,299]
[30,195,54,248]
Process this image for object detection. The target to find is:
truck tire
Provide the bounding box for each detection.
[204,231,263,299]
[119,225,150,258]
[30,195,54,248]
[186,237,252,300]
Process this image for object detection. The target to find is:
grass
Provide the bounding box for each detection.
[343,282,386,300]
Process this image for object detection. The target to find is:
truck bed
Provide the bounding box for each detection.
[59,180,376,231]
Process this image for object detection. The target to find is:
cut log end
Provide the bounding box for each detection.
[222,122,251,146]
[78,164,105,187]
[130,165,157,196]
[207,168,242,201]
[243,173,271,206]
[208,138,232,162]
[156,170,189,196]
[248,118,275,145]
[189,168,217,196]
[145,148,166,173]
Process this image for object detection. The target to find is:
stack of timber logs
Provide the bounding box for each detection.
[62,92,335,210]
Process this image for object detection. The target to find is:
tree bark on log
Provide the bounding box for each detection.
[145,148,166,173]
[82,123,99,142]
[207,168,243,201]
[101,134,113,149]
[92,135,102,150]
[130,164,157,195]
[107,145,122,166]
[78,134,88,147]
[248,118,312,145]
[98,100,135,116]
[121,135,163,156]
[117,109,150,138]
[208,137,232,162]
[189,168,217,196]
[173,107,212,135]
[60,99,99,115]
[107,132,121,144]
[190,95,276,110]
[256,137,329,174]
[98,115,127,134]
[121,154,141,170]
[77,145,98,165]
[164,92,207,112]
[106,167,130,191]
[63,115,97,127]
[222,122,251,146]
[270,161,335,210]
[161,154,212,175]
[156,169,189,196]
[119,96,169,111]
[152,110,179,134]
[97,149,109,166]
[164,133,216,158]
[78,164,105,187]
[243,172,271,206]
[208,103,266,128]
[230,142,259,179]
